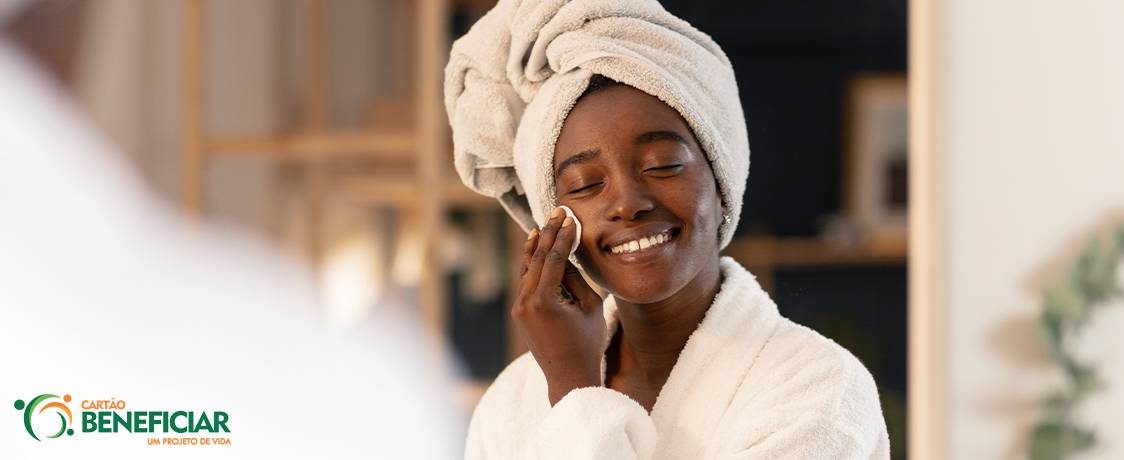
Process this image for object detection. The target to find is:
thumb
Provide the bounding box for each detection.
[561,262,602,314]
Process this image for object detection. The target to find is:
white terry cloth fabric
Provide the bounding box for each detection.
[465,257,891,459]
[445,0,750,250]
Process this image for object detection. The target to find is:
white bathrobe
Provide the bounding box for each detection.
[465,257,890,459]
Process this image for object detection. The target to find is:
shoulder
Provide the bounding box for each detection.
[759,318,881,415]
[769,318,874,383]
[733,317,887,453]
[719,257,880,411]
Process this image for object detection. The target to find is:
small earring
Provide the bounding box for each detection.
[723,213,732,225]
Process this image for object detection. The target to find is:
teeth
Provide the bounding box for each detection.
[609,230,673,255]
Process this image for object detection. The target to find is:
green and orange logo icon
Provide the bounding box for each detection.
[13,394,75,441]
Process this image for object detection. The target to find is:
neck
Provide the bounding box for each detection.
[610,257,723,383]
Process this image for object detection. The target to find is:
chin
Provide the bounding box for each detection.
[609,284,674,305]
[592,266,691,305]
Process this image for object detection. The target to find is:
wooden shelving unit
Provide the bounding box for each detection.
[179,0,468,342]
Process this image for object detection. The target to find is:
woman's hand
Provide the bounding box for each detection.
[513,207,606,406]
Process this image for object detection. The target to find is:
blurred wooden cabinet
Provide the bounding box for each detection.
[179,0,496,340]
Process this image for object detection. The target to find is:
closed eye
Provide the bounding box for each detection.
[567,182,602,194]
[645,164,684,174]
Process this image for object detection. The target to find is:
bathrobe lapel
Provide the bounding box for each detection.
[598,257,783,459]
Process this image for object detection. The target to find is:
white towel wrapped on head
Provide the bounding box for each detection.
[444,0,750,250]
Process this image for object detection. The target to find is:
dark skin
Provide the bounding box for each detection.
[514,83,724,412]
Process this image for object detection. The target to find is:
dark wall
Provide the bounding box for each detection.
[661,0,907,236]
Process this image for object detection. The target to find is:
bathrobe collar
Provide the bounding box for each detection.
[598,256,783,442]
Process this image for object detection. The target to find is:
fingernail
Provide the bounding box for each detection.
[527,228,539,239]
[562,216,573,227]
[551,207,565,219]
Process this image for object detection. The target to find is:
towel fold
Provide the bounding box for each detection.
[444,0,750,249]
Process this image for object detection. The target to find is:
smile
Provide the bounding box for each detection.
[608,229,675,255]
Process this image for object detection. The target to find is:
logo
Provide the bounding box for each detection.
[13,393,75,441]
[11,393,232,446]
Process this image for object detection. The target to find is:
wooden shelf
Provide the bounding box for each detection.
[327,173,499,209]
[722,233,907,293]
[724,234,908,269]
[205,130,417,160]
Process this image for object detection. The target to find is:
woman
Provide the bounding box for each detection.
[445,1,889,458]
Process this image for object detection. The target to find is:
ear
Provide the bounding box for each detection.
[714,192,726,244]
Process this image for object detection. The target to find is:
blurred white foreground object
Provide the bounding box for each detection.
[0,39,457,459]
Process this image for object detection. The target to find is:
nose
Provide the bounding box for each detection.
[605,177,655,222]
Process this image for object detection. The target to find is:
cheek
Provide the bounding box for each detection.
[709,194,724,232]
[674,181,722,239]
[689,201,720,247]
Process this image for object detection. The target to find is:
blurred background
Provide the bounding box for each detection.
[3,0,1123,459]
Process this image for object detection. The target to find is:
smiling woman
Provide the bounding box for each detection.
[444,1,890,459]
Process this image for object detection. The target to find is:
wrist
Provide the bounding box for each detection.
[546,372,601,406]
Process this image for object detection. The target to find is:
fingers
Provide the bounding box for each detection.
[519,207,598,314]
[519,228,539,279]
[520,207,566,298]
[538,213,577,297]
[561,263,601,313]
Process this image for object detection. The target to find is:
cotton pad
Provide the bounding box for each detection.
[558,205,582,257]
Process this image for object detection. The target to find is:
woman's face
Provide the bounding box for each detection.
[553,83,724,304]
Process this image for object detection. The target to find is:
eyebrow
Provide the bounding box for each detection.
[553,130,691,179]
[634,130,690,147]
[554,148,601,179]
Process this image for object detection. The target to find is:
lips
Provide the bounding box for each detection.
[601,225,680,254]
[608,229,674,254]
